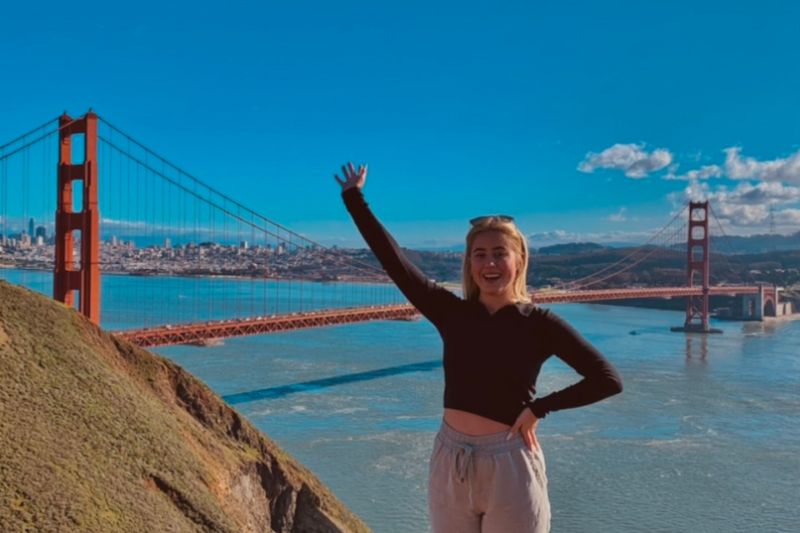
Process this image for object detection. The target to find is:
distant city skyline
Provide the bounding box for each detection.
[2,1,800,249]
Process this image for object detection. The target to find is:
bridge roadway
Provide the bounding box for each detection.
[115,285,760,347]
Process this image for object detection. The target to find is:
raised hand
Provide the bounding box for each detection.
[334,162,367,191]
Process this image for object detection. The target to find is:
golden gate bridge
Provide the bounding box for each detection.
[0,111,779,347]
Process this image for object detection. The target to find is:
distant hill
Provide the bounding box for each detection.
[0,281,368,533]
[533,231,800,256]
[348,231,800,288]
[389,244,800,288]
[710,231,800,254]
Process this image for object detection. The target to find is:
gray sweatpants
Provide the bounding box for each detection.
[428,421,551,533]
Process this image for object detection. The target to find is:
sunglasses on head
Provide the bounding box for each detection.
[469,214,515,226]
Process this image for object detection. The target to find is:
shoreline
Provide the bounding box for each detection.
[763,313,800,322]
[0,265,393,285]
[3,266,797,321]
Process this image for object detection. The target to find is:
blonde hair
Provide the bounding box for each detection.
[461,217,531,303]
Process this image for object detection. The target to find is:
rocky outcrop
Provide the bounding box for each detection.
[0,280,370,533]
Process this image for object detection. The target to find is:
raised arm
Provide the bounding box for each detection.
[528,310,623,419]
[335,162,459,326]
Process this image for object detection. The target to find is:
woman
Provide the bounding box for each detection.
[335,162,622,533]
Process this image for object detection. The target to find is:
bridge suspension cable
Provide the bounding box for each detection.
[96,116,385,277]
[2,113,406,332]
[1,117,60,301]
[554,205,688,291]
[709,203,753,284]
[0,116,59,152]
[93,116,405,329]
[3,112,764,343]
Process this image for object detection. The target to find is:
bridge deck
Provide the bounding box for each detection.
[114,285,761,347]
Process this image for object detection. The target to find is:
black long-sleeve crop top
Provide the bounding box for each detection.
[342,188,622,425]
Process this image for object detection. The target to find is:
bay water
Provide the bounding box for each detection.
[4,269,798,532]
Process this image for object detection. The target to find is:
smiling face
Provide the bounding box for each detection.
[461,217,531,304]
[469,230,520,302]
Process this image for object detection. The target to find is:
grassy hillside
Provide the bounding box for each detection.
[0,280,369,533]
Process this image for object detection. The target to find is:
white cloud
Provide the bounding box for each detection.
[101,217,147,228]
[724,147,800,183]
[664,164,722,181]
[672,180,800,228]
[774,208,800,225]
[578,143,673,178]
[711,203,769,226]
[703,182,800,207]
[672,180,711,203]
[664,145,800,231]
[723,181,800,205]
[608,207,627,222]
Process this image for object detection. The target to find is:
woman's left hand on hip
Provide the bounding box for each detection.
[507,407,540,451]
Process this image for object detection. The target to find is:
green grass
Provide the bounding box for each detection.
[0,280,370,533]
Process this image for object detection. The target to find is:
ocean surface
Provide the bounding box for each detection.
[4,269,799,532]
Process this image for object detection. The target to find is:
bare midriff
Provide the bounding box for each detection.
[443,408,511,435]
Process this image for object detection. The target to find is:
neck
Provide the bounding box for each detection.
[479,292,516,314]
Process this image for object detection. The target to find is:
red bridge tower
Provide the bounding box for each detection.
[682,201,713,332]
[53,112,101,324]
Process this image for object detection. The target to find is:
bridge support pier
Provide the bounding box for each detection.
[53,112,101,325]
[736,284,783,320]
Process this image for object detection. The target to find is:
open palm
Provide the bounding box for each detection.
[334,162,367,191]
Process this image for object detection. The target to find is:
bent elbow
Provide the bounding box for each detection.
[609,376,623,396]
[606,371,623,396]
[596,363,622,398]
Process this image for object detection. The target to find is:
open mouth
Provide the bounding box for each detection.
[482,273,502,281]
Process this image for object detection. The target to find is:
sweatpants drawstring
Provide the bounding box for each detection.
[454,443,474,483]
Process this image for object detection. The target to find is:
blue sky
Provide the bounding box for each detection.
[2,0,800,248]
